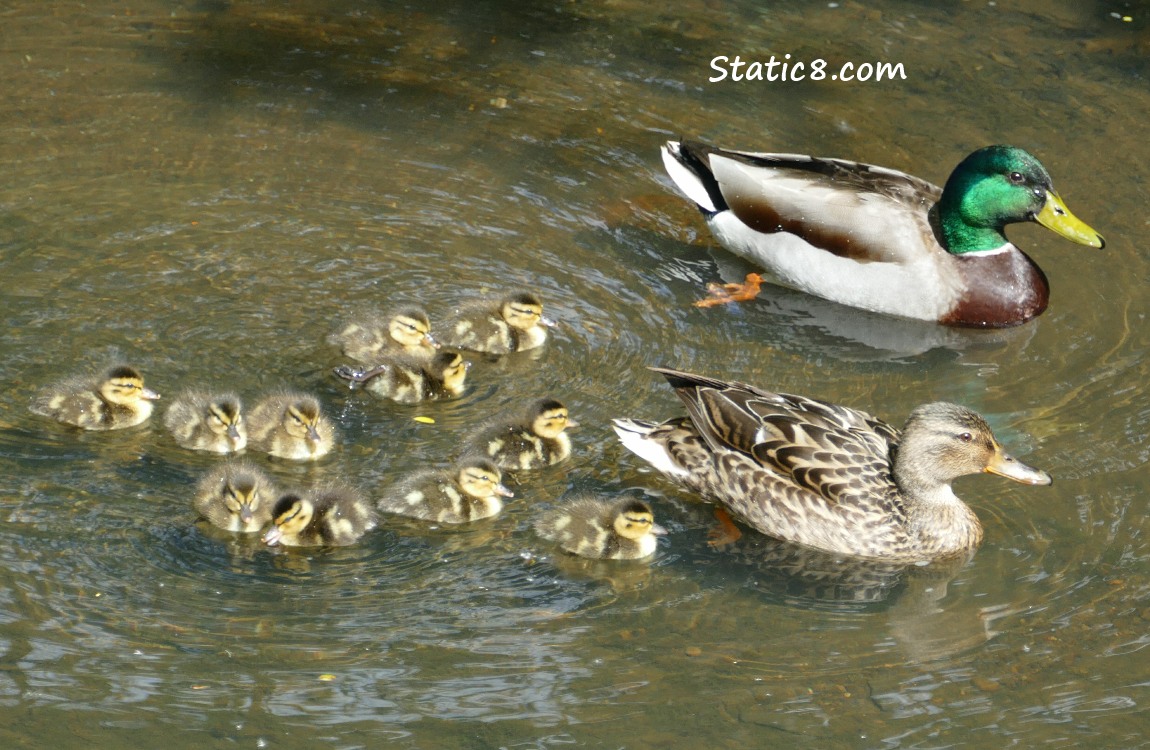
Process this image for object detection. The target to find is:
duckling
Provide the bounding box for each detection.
[327,307,438,364]
[247,392,335,460]
[262,487,378,547]
[378,457,514,523]
[30,364,160,430]
[535,496,668,560]
[193,462,276,533]
[439,291,554,354]
[332,350,469,403]
[163,390,247,453]
[463,398,578,471]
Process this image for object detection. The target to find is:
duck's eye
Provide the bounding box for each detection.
[957,432,974,443]
[1009,171,1024,184]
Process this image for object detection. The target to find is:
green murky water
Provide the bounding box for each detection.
[2,1,1148,747]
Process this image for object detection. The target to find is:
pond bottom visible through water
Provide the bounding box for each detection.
[2,0,1150,748]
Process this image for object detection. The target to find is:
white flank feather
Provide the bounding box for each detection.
[612,419,690,478]
[661,142,718,213]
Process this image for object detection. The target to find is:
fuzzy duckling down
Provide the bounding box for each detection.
[614,367,1052,563]
[164,390,247,453]
[246,392,336,460]
[377,456,513,523]
[332,350,469,404]
[193,462,276,533]
[262,487,377,547]
[464,398,578,471]
[535,496,667,560]
[31,364,160,430]
[439,291,554,355]
[327,307,438,364]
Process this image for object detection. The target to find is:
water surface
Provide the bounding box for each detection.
[2,1,1149,747]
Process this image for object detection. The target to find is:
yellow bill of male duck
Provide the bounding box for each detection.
[613,367,1052,564]
[661,140,1105,327]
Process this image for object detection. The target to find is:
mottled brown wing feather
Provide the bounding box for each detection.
[655,367,902,510]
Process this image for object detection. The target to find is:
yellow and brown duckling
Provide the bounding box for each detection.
[247,392,335,460]
[613,367,1052,563]
[378,457,514,523]
[262,486,377,547]
[30,364,160,430]
[164,390,247,453]
[464,398,578,471]
[439,291,554,355]
[534,496,667,560]
[327,307,438,364]
[193,462,276,533]
[332,350,469,404]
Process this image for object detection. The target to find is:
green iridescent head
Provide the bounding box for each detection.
[937,145,1104,254]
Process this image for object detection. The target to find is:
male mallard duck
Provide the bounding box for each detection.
[327,307,439,364]
[439,291,554,354]
[30,365,160,430]
[464,398,578,471]
[662,141,1105,327]
[262,487,377,547]
[613,367,1052,563]
[163,390,247,453]
[534,496,668,560]
[193,462,276,533]
[377,456,514,523]
[332,350,469,403]
[247,393,335,460]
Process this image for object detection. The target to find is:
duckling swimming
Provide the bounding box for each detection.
[463,398,577,471]
[30,364,160,430]
[378,457,514,523]
[332,350,469,403]
[262,487,377,547]
[193,462,276,533]
[439,291,554,354]
[535,496,667,560]
[247,393,335,460]
[328,307,438,364]
[164,390,247,453]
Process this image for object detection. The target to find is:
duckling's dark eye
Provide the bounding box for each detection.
[1008,171,1024,184]
[957,432,973,443]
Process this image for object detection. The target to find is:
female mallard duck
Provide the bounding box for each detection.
[535,496,668,560]
[378,456,514,523]
[193,462,276,533]
[163,390,247,453]
[439,291,554,354]
[464,398,578,471]
[332,350,469,403]
[613,367,1052,563]
[662,141,1105,327]
[31,365,160,430]
[262,487,377,547]
[247,392,335,460]
[327,307,439,364]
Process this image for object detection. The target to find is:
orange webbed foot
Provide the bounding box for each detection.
[693,273,764,308]
[707,506,743,547]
